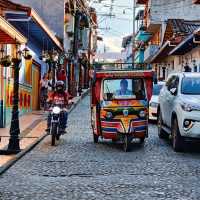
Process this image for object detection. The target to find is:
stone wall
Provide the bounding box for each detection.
[150,0,200,22]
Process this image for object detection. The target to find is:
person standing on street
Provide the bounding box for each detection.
[48,71,54,95]
[57,65,67,89]
[40,73,48,109]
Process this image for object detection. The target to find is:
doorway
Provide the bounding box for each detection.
[32,61,40,110]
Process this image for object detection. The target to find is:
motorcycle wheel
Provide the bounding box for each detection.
[56,133,61,141]
[140,137,145,143]
[51,123,58,146]
[51,134,56,146]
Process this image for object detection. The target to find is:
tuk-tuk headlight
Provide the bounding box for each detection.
[139,110,146,118]
[123,109,129,117]
[106,112,113,119]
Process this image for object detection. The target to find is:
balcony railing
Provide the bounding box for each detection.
[144,45,159,63]
[135,50,144,64]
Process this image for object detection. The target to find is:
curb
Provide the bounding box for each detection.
[0,133,47,175]
[68,88,90,114]
[0,89,90,175]
[0,118,45,152]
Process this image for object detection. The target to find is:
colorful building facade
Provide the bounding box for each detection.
[13,0,98,97]
[136,0,200,80]
[0,0,63,127]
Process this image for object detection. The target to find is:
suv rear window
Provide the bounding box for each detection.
[181,77,200,95]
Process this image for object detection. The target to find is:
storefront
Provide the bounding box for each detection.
[0,16,27,127]
[0,0,63,127]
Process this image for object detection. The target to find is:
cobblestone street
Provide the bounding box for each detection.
[0,96,200,200]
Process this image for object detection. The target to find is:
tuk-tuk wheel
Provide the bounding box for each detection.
[112,138,118,143]
[139,138,145,144]
[93,133,99,143]
[123,135,132,152]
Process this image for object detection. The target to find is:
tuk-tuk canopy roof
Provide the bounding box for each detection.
[91,62,153,79]
[94,70,153,79]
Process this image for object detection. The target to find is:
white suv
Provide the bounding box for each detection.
[158,72,200,152]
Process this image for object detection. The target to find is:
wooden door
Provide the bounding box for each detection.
[32,62,40,110]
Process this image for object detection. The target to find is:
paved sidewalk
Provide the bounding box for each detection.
[0,111,46,167]
[0,88,89,173]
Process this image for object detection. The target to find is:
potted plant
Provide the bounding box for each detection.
[24,54,32,60]
[0,55,12,67]
[67,31,74,38]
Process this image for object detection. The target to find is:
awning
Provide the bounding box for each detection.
[0,16,27,44]
[122,35,132,48]
[97,36,103,41]
[135,31,152,42]
[169,34,195,55]
[5,9,63,52]
[150,41,175,63]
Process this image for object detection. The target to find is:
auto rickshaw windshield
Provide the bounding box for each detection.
[103,78,146,100]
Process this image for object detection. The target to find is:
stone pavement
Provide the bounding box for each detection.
[0,89,89,171]
[0,111,46,167]
[1,95,200,200]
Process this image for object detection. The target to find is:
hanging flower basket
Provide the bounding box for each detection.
[24,54,32,60]
[0,56,12,67]
[45,58,52,64]
[67,31,74,37]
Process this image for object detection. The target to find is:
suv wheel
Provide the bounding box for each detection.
[157,110,167,139]
[172,118,183,152]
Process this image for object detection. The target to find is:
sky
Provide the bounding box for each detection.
[90,0,134,53]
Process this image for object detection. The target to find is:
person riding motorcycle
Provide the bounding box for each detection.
[46,81,69,134]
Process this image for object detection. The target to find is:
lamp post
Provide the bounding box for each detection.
[192,59,197,72]
[0,44,31,155]
[65,51,73,94]
[132,0,136,67]
[52,50,59,88]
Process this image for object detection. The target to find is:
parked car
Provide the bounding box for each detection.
[158,72,200,152]
[149,82,164,121]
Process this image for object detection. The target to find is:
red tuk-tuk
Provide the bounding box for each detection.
[90,63,153,151]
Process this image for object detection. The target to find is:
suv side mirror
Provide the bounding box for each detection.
[104,93,114,101]
[170,88,177,95]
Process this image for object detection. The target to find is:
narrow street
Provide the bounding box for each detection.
[0,96,200,200]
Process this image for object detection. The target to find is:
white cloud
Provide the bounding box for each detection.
[98,36,122,53]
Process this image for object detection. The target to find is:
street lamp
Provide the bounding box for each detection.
[51,50,59,89]
[0,44,31,155]
[192,59,197,72]
[22,46,32,60]
[65,51,73,94]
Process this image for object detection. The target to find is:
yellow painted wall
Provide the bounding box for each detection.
[25,59,32,85]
